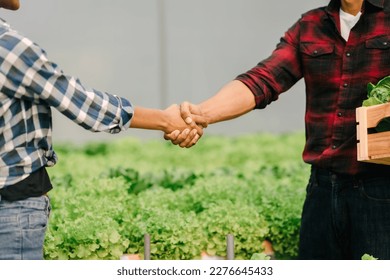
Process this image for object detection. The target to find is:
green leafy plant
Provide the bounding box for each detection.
[363,76,390,106]
[362,75,390,132]
[250,253,271,260]
[44,132,308,260]
[361,254,378,260]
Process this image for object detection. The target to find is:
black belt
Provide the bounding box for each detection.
[0,167,52,201]
[311,166,390,186]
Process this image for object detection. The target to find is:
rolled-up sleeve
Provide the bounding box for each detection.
[235,19,303,109]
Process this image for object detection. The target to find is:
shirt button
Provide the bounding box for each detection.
[343,83,348,87]
[346,52,351,57]
[313,50,318,55]
[337,112,343,117]
[332,145,337,150]
[383,42,388,46]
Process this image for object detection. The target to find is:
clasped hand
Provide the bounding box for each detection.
[164,102,205,148]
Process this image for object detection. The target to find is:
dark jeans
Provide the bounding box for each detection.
[299,167,390,260]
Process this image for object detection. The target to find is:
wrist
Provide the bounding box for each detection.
[160,109,171,132]
[198,104,215,125]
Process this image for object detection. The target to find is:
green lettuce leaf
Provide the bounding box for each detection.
[363,76,390,106]
[362,75,390,132]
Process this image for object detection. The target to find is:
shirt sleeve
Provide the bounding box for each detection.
[0,32,133,134]
[235,18,303,109]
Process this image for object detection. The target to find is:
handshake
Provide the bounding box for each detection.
[161,101,208,148]
[132,81,255,146]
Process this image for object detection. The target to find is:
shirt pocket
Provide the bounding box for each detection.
[365,35,390,50]
[299,42,335,76]
[300,43,335,57]
[364,35,390,78]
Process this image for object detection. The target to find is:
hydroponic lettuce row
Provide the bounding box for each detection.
[44,133,308,260]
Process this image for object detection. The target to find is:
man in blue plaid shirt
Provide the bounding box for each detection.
[0,0,204,259]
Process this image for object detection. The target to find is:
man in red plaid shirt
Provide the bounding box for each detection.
[167,0,390,259]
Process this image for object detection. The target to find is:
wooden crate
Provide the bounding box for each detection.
[356,103,390,165]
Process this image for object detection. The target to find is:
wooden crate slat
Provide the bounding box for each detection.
[367,131,390,156]
[356,103,390,165]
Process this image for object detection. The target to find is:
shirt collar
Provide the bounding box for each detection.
[365,0,386,9]
[327,0,386,13]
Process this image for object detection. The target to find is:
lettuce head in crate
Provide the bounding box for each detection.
[362,75,390,132]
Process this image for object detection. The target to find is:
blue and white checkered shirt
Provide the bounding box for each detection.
[0,19,133,188]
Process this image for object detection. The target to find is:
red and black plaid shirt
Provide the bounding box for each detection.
[236,0,390,175]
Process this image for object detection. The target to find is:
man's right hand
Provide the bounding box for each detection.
[164,102,208,148]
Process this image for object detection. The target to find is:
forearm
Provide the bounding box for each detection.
[130,105,203,136]
[130,107,168,131]
[198,80,256,124]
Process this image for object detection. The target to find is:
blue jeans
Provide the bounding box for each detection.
[0,195,51,260]
[299,167,390,260]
